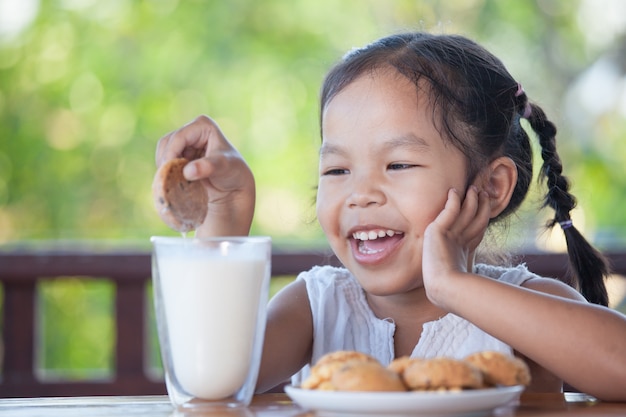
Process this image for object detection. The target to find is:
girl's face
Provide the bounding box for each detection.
[317,69,470,296]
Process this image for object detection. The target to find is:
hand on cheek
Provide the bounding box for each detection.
[422,186,491,307]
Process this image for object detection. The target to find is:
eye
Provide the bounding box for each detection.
[322,168,349,176]
[388,163,415,170]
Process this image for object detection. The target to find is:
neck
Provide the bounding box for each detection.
[365,287,446,326]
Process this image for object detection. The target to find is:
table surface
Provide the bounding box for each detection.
[0,392,624,416]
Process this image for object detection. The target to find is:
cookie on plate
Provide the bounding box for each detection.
[464,351,531,387]
[301,351,379,390]
[402,357,483,391]
[152,158,208,233]
[331,360,406,392]
[387,356,421,374]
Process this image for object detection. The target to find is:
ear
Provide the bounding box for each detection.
[475,157,517,219]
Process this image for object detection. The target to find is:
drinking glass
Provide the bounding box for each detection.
[151,236,271,410]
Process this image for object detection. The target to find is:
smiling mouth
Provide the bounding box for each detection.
[352,229,404,255]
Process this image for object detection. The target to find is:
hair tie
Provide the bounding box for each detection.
[515,83,532,119]
[559,219,573,230]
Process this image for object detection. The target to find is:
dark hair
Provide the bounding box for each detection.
[320,32,610,306]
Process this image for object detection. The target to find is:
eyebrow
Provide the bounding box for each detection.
[319,143,345,159]
[383,134,431,153]
[319,133,431,158]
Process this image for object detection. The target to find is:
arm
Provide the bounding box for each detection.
[422,188,626,402]
[155,115,255,236]
[256,279,313,393]
[443,274,626,401]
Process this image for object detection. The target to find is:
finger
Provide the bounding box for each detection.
[455,185,480,233]
[432,188,462,229]
[185,151,250,189]
[156,116,216,167]
[183,155,221,182]
[155,132,174,167]
[464,190,491,248]
[477,189,492,223]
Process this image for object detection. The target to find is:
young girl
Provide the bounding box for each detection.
[155,32,626,401]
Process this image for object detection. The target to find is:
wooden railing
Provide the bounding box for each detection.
[0,248,625,398]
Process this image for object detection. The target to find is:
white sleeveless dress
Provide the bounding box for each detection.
[291,263,537,385]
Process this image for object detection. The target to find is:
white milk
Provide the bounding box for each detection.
[157,252,266,400]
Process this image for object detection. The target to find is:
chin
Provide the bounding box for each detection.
[352,270,415,295]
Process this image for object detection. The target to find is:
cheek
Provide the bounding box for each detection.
[315,187,331,230]
[400,183,451,230]
[316,183,344,239]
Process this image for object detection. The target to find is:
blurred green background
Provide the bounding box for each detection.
[1,0,626,380]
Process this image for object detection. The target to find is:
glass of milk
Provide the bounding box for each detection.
[151,236,271,410]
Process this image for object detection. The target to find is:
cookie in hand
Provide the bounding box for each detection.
[152,158,208,233]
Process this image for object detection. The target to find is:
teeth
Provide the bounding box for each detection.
[352,229,402,241]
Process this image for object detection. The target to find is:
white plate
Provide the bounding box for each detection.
[285,384,524,416]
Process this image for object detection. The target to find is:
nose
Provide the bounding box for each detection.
[346,176,386,208]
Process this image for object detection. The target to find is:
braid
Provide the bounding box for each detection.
[524,101,610,306]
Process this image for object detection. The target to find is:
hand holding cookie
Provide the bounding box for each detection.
[154,116,255,236]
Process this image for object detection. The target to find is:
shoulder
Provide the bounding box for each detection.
[269,266,349,313]
[476,263,535,286]
[270,265,358,308]
[522,276,587,301]
[294,265,367,315]
[296,265,356,289]
[297,265,353,279]
[477,263,586,301]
